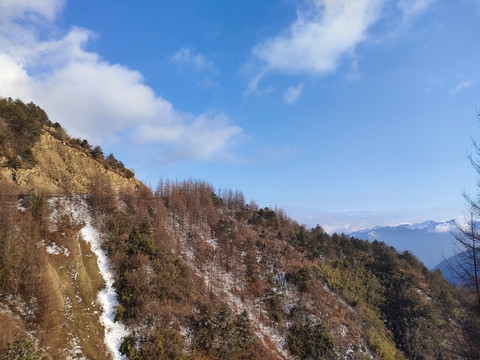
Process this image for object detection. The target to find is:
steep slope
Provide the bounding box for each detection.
[1,100,479,360]
[0,187,111,359]
[0,98,143,359]
[0,97,142,195]
[0,130,143,195]
[88,180,469,360]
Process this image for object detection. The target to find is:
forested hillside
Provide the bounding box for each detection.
[1,99,479,359]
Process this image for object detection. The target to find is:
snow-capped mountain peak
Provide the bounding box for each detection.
[349,220,457,269]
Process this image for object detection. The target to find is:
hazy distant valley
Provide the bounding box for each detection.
[349,220,457,270]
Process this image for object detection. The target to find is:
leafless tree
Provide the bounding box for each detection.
[452,212,480,310]
[452,118,480,311]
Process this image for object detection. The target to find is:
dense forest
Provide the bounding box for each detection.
[1,99,479,359]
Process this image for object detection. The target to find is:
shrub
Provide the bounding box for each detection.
[0,335,47,360]
[0,98,48,168]
[286,320,335,359]
[124,169,135,179]
[21,149,35,165]
[294,266,312,292]
[6,154,20,169]
[193,305,255,359]
[90,145,104,159]
[80,139,91,150]
[0,98,43,145]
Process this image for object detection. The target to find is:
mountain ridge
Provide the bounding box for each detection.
[1,99,479,359]
[349,219,457,269]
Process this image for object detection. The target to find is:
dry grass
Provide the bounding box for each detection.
[44,228,110,359]
[0,312,25,354]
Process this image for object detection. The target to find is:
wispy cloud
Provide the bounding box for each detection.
[0,0,65,22]
[0,2,243,163]
[252,0,384,75]
[245,68,268,95]
[283,83,304,104]
[248,0,437,94]
[169,47,219,88]
[170,47,213,72]
[450,79,473,95]
[397,0,435,23]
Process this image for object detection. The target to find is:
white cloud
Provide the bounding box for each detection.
[433,223,451,233]
[134,112,243,163]
[0,0,65,22]
[252,0,384,75]
[169,47,219,89]
[170,47,212,72]
[0,2,243,163]
[451,79,473,95]
[245,68,269,95]
[398,0,435,22]
[283,83,304,104]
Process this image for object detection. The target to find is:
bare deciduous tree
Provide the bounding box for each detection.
[452,120,480,311]
[452,212,480,310]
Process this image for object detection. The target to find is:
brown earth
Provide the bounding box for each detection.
[0,131,144,194]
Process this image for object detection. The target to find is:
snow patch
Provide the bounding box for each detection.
[274,272,286,287]
[48,196,90,231]
[17,199,27,212]
[67,336,87,360]
[45,242,70,256]
[49,196,129,360]
[80,205,129,360]
[1,294,36,320]
[163,212,290,359]
[256,321,288,358]
[205,234,218,250]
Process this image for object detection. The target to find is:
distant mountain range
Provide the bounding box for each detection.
[432,254,462,284]
[349,220,458,269]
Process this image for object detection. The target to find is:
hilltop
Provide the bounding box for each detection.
[0,99,479,360]
[0,97,142,195]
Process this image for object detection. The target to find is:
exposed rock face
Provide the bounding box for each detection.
[0,131,143,194]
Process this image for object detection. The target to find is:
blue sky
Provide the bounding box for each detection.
[1,0,480,232]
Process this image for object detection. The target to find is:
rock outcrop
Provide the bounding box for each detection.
[0,131,143,194]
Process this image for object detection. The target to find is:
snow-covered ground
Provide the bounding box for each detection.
[49,196,129,360]
[45,241,70,256]
[80,217,129,360]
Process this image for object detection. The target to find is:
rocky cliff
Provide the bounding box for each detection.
[0,130,143,195]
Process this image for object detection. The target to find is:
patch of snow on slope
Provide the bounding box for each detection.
[17,199,27,212]
[45,242,70,256]
[67,336,87,360]
[48,196,90,230]
[49,196,128,360]
[164,216,289,358]
[79,201,129,360]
